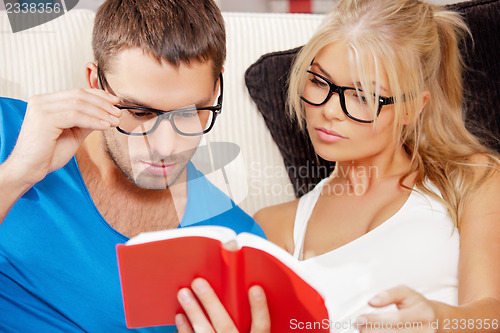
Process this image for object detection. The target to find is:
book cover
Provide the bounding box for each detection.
[116,226,329,332]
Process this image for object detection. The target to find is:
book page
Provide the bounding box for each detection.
[235,232,323,293]
[125,225,238,246]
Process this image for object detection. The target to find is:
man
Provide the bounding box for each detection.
[0,0,264,331]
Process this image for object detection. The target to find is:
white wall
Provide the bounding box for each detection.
[0,0,469,13]
[218,0,466,13]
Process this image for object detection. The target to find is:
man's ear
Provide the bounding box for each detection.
[212,67,224,104]
[86,62,99,89]
[402,91,429,125]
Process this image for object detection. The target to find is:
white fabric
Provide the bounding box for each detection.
[0,10,95,98]
[292,179,460,332]
[0,10,326,215]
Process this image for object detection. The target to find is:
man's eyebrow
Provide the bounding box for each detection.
[118,94,213,111]
[117,95,154,109]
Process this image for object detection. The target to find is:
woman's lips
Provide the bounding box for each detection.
[141,161,176,176]
[315,128,347,142]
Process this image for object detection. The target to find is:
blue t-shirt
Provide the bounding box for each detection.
[0,97,265,332]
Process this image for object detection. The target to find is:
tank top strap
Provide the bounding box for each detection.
[292,178,328,260]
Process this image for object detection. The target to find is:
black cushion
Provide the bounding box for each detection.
[245,0,500,198]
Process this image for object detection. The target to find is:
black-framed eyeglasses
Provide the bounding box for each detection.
[97,68,223,136]
[300,70,394,123]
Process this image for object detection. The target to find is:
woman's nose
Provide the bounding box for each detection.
[322,93,346,121]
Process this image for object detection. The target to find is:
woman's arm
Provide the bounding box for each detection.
[358,159,500,333]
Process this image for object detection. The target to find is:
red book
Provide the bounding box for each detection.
[116,226,329,332]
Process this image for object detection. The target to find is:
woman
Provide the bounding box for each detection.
[175,0,500,331]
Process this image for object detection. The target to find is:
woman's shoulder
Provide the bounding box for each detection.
[466,153,499,175]
[253,199,300,252]
[460,152,500,226]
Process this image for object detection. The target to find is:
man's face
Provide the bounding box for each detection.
[101,48,219,190]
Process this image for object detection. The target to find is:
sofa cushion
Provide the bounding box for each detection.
[245,0,500,197]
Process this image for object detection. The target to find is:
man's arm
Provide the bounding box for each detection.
[0,159,36,222]
[0,89,121,225]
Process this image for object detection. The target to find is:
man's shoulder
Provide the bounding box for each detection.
[0,97,27,162]
[0,97,27,113]
[184,163,266,238]
[0,96,27,128]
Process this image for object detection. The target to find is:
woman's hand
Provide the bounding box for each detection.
[357,285,438,332]
[176,278,271,333]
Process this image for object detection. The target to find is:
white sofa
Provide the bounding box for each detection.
[0,9,324,215]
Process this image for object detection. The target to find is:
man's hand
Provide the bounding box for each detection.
[7,88,121,185]
[175,278,271,333]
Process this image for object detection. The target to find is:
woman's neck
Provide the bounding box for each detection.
[330,145,412,193]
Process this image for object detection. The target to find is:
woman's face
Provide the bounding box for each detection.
[304,42,398,164]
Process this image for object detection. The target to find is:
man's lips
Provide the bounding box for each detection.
[315,128,348,142]
[141,161,177,176]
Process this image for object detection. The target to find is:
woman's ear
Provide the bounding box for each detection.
[402,91,429,125]
[420,91,430,115]
[86,62,99,89]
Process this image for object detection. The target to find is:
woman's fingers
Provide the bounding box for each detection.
[357,286,437,333]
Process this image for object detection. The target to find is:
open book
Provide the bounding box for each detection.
[116,225,329,332]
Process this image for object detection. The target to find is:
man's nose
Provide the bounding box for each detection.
[145,117,178,156]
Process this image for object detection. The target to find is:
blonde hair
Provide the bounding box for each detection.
[288,0,499,228]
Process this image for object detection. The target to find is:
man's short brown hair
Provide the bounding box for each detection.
[92,0,225,79]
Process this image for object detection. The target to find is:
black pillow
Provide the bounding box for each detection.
[245,0,500,198]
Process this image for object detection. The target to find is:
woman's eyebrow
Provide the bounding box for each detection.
[311,62,332,79]
[312,62,390,94]
[354,81,390,94]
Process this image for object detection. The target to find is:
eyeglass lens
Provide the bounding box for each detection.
[302,71,379,122]
[119,108,215,136]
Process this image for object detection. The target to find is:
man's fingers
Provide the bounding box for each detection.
[191,278,238,333]
[28,89,122,120]
[30,100,120,131]
[28,88,120,111]
[175,313,195,333]
[53,104,120,129]
[248,285,271,333]
[83,87,121,104]
[177,287,215,333]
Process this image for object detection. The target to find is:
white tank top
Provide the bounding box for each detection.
[292,179,459,332]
